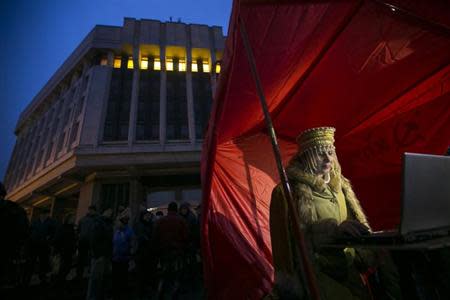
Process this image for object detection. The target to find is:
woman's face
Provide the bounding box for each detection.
[312,149,335,175]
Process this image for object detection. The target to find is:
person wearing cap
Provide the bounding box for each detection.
[270,127,401,299]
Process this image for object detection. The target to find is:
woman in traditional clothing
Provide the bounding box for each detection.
[270,127,401,299]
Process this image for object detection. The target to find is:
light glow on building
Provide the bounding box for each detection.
[113,57,122,68]
[166,58,174,71]
[141,57,148,70]
[179,59,186,72]
[192,61,198,72]
[154,58,161,70]
[127,57,134,69]
[203,60,210,73]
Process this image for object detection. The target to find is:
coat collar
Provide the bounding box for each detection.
[286,157,342,193]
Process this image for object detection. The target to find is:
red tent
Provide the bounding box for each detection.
[201,1,450,298]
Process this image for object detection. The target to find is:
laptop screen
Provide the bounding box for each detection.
[400,153,450,235]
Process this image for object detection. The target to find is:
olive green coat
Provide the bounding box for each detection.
[269,158,370,299]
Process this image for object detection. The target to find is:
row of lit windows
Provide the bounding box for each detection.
[105,56,220,73]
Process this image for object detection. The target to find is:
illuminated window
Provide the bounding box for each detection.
[141,57,148,70]
[113,56,122,69]
[127,57,134,69]
[215,62,221,74]
[166,58,174,71]
[191,61,198,72]
[100,57,108,66]
[154,58,161,71]
[179,59,186,72]
[202,60,210,73]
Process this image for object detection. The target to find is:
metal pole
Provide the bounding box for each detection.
[238,15,321,300]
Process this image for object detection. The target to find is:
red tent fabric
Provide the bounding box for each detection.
[201,1,450,299]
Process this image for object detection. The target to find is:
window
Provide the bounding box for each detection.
[69,122,79,146]
[202,59,210,73]
[114,56,122,69]
[191,60,198,72]
[45,141,54,164]
[166,71,188,140]
[147,190,176,208]
[179,59,186,72]
[215,62,221,74]
[166,57,174,71]
[76,96,85,116]
[100,57,108,66]
[82,75,90,91]
[141,57,148,70]
[154,58,161,71]
[56,131,66,154]
[103,64,133,141]
[192,70,213,139]
[100,183,130,218]
[127,57,134,69]
[137,67,160,140]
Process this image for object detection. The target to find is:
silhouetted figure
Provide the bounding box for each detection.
[155,211,164,220]
[87,209,113,300]
[77,205,98,280]
[179,202,199,283]
[54,213,77,283]
[112,209,134,299]
[0,182,29,288]
[134,210,156,297]
[25,208,57,285]
[153,202,189,298]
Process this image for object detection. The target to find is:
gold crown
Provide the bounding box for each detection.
[296,127,336,154]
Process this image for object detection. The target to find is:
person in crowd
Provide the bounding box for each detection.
[134,210,155,298]
[112,208,135,299]
[53,213,77,284]
[269,127,401,299]
[0,182,29,288]
[153,202,189,298]
[179,202,200,281]
[25,207,57,286]
[155,211,164,220]
[77,205,98,280]
[86,208,114,300]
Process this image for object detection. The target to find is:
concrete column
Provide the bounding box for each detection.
[159,45,167,145]
[186,45,196,144]
[129,178,144,226]
[49,196,55,216]
[128,47,140,146]
[76,180,99,222]
[210,47,218,93]
[107,51,115,67]
[186,26,196,144]
[52,197,68,222]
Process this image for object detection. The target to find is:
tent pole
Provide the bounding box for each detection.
[238,15,321,300]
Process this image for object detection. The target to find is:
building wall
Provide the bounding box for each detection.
[5,18,225,222]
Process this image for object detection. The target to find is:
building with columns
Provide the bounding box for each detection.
[3,18,225,222]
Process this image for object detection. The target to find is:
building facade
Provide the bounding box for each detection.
[4,18,225,222]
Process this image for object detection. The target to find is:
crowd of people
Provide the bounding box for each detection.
[0,182,202,300]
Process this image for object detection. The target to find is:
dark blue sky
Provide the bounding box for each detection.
[0,0,232,181]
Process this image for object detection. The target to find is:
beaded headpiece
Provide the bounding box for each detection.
[296,127,336,174]
[297,127,336,154]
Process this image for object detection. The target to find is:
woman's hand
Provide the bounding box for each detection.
[338,220,370,237]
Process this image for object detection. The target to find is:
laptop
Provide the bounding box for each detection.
[335,152,450,245]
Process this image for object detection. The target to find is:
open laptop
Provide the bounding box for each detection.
[335,152,450,245]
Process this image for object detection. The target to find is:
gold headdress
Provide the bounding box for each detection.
[296,127,336,155]
[296,127,336,175]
